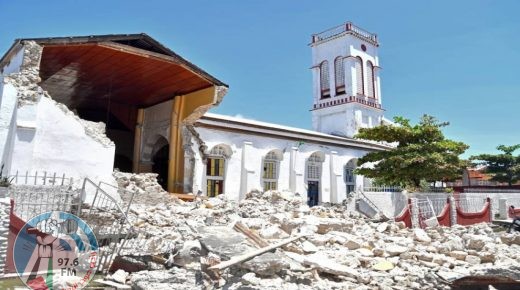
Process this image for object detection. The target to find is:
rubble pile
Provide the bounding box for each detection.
[105,175,520,290]
[3,41,43,106]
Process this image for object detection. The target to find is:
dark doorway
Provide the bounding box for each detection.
[76,107,136,172]
[152,138,169,190]
[308,181,319,207]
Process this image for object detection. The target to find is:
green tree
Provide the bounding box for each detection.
[470,144,520,186]
[354,115,468,189]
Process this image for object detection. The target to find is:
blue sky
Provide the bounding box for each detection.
[1,1,518,157]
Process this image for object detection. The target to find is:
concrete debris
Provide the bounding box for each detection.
[109,269,129,284]
[3,41,43,106]
[105,173,520,290]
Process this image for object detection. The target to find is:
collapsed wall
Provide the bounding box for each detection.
[0,41,116,191]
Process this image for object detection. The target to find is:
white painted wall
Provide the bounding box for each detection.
[312,102,383,138]
[0,82,18,170]
[0,47,24,75]
[141,100,172,162]
[5,95,115,188]
[0,48,26,170]
[190,126,369,203]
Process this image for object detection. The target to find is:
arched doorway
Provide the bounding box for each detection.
[344,159,357,195]
[306,151,325,207]
[151,136,169,190]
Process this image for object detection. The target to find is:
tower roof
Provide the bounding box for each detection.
[311,22,378,46]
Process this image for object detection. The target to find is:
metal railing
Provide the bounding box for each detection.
[455,196,487,213]
[464,188,520,193]
[9,171,79,221]
[311,22,378,44]
[416,198,446,228]
[6,173,141,274]
[313,95,382,110]
[460,192,520,215]
[11,185,81,221]
[416,197,448,216]
[80,178,136,273]
[358,190,408,218]
[97,181,137,217]
[9,171,73,186]
[363,186,402,193]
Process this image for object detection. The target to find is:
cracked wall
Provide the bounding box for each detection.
[0,41,116,186]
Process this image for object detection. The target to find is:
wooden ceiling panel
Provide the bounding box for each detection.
[39,43,212,109]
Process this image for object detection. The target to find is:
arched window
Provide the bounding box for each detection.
[206,144,231,197]
[344,159,357,194]
[366,61,375,98]
[334,57,345,95]
[262,150,282,191]
[355,57,364,95]
[320,61,330,99]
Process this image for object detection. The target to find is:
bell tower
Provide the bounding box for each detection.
[310,22,384,138]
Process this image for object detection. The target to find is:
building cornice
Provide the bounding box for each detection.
[195,114,391,152]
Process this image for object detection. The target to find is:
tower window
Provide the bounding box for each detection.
[334,57,345,95]
[355,57,364,95]
[320,61,330,99]
[366,61,375,98]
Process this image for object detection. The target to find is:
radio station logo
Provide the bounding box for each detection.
[13,211,99,290]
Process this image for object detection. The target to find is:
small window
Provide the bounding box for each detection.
[320,61,330,99]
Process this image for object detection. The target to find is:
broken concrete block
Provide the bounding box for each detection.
[174,240,202,266]
[303,253,360,279]
[316,218,352,234]
[198,226,251,259]
[111,269,129,284]
[241,252,289,276]
[413,228,431,243]
[464,255,481,265]
[259,225,289,239]
[385,244,408,257]
[372,260,394,271]
[301,240,318,253]
[449,250,468,261]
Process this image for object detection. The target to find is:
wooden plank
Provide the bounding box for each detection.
[233,221,269,248]
[171,193,206,201]
[208,235,306,271]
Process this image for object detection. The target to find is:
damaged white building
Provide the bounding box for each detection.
[0,22,391,206]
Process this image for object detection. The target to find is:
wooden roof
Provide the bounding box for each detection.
[1,34,227,108]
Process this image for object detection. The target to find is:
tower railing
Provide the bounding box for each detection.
[313,95,382,110]
[311,22,378,45]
